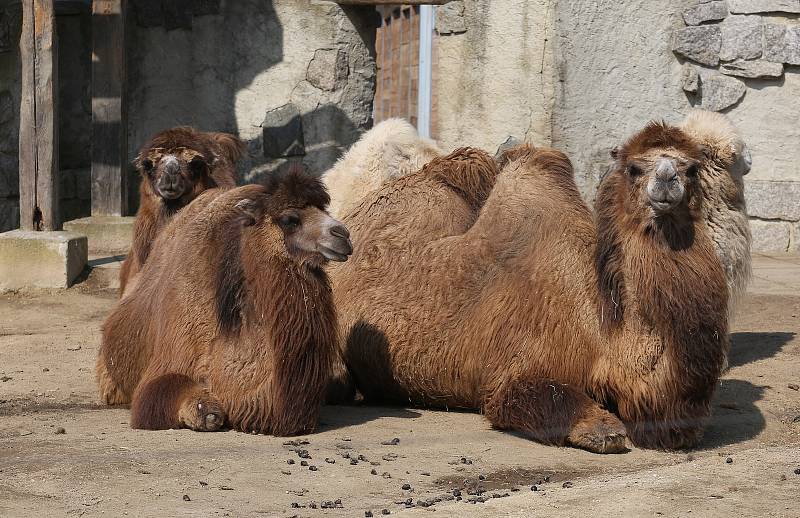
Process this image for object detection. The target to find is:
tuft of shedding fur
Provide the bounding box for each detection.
[322,118,443,218]
[98,171,340,436]
[330,122,734,453]
[120,127,244,295]
[679,110,751,314]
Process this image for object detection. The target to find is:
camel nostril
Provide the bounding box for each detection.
[330,225,350,239]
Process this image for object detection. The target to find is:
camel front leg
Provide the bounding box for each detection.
[130,373,226,432]
[484,375,627,454]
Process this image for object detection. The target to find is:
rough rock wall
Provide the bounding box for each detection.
[432,0,555,154]
[127,0,377,211]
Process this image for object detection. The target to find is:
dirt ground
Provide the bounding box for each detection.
[1,254,799,518]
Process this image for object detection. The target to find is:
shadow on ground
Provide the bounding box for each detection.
[318,405,421,432]
[728,331,795,368]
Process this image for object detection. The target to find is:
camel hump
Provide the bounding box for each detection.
[426,147,500,210]
[209,132,247,164]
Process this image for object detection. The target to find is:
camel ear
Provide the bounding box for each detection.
[234,198,262,226]
[610,146,619,160]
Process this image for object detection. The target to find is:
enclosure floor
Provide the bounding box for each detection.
[1,255,799,517]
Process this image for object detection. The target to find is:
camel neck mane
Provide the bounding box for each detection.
[594,188,729,376]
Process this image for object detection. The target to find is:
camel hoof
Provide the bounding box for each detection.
[181,396,226,432]
[568,413,628,454]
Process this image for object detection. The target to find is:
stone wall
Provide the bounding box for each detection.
[0,0,377,228]
[126,0,377,211]
[671,0,800,252]
[432,0,800,252]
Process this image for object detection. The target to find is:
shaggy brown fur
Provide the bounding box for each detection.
[330,128,729,452]
[119,127,245,295]
[97,170,351,435]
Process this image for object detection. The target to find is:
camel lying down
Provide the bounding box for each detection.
[330,111,750,452]
[97,170,352,435]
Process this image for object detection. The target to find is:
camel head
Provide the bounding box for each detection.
[135,127,218,203]
[235,169,353,268]
[607,121,706,222]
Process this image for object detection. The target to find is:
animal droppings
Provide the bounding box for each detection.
[325,458,335,464]
[381,438,400,445]
[794,468,800,475]
[401,483,411,490]
[726,457,733,464]
[562,481,573,488]
[421,471,430,476]
[350,458,358,465]
[531,485,538,491]
[364,511,373,517]
[788,383,799,391]
[287,459,295,465]
[370,469,378,475]
[308,465,318,471]
[54,427,66,434]
[381,472,392,479]
[182,494,191,502]
[478,474,486,480]
[300,461,308,467]
[281,470,291,475]
[381,509,391,515]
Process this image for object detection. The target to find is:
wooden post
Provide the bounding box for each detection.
[91,0,127,217]
[18,0,59,231]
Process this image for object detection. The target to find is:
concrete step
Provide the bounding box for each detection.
[80,254,125,292]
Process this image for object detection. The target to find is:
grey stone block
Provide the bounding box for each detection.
[683,1,729,25]
[746,180,800,221]
[764,23,800,64]
[793,222,800,252]
[728,0,800,13]
[682,64,701,93]
[436,1,467,35]
[672,26,722,66]
[719,15,763,61]
[749,219,791,252]
[700,74,746,111]
[262,103,305,158]
[721,59,784,77]
[494,136,523,161]
[306,48,349,92]
[0,230,88,290]
[62,216,135,256]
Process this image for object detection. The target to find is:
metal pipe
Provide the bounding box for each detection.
[417,5,434,138]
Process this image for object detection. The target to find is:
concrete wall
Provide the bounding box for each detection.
[432,0,800,252]
[432,0,555,153]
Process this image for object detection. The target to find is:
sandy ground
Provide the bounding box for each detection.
[1,254,799,518]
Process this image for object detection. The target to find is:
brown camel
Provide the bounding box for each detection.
[119,127,245,295]
[330,120,734,452]
[97,170,352,434]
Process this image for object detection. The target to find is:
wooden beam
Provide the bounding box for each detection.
[18,0,60,231]
[91,0,128,217]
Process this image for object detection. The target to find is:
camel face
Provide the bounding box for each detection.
[637,152,699,216]
[140,147,210,201]
[276,206,352,266]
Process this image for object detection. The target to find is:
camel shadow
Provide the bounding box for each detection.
[696,378,767,449]
[316,405,421,433]
[727,331,794,369]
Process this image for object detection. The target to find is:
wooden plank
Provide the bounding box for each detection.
[91,0,128,217]
[18,0,60,231]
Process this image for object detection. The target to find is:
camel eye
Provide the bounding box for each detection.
[278,213,301,231]
[686,164,699,177]
[189,157,206,175]
[141,159,154,171]
[627,164,642,177]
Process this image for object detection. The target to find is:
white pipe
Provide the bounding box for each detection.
[417,5,434,138]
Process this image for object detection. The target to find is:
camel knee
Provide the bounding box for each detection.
[131,373,225,432]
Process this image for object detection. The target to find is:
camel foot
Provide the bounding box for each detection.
[567,410,628,454]
[178,391,226,432]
